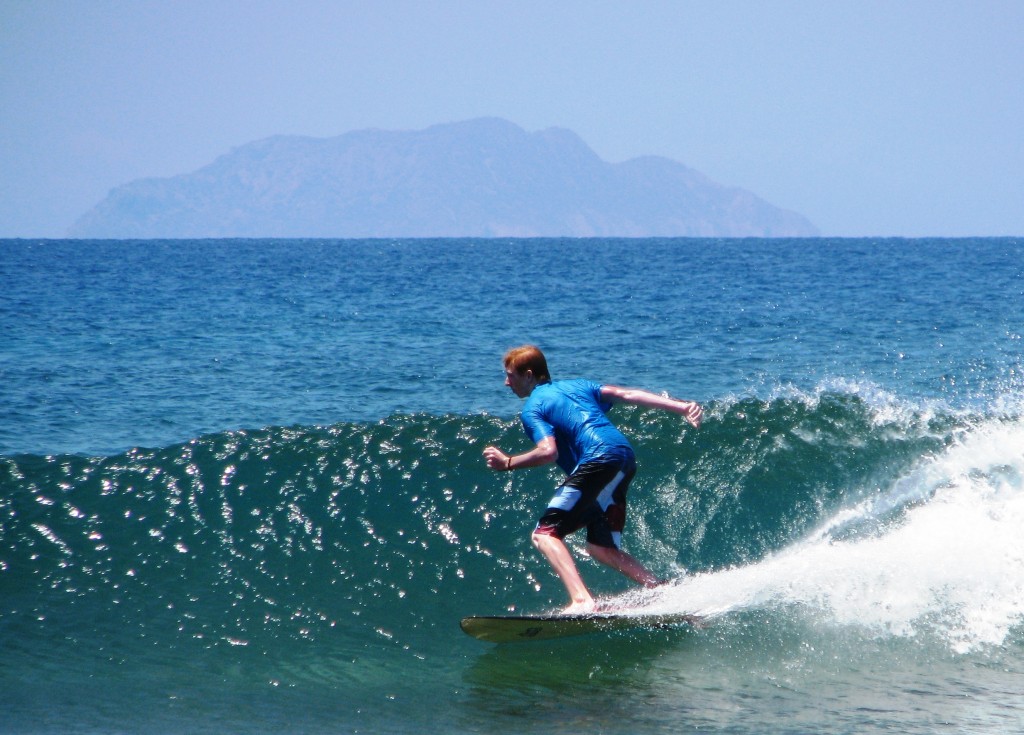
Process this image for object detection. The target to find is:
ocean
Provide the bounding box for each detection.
[1,237,1022,733]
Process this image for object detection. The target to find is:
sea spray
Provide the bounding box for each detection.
[641,414,1024,654]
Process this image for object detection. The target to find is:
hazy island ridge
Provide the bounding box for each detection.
[69,118,818,239]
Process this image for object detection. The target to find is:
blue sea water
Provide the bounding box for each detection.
[2,237,1023,733]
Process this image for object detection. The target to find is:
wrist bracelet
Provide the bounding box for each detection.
[506,456,512,471]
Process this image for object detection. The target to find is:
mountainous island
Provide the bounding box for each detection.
[69,118,818,238]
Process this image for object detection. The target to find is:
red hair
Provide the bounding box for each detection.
[503,345,551,382]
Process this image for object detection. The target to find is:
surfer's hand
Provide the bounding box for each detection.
[682,401,703,429]
[482,446,509,470]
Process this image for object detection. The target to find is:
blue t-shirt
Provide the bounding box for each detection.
[520,379,634,474]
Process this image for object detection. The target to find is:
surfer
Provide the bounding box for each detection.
[483,345,702,614]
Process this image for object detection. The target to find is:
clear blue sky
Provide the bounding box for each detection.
[2,0,1022,237]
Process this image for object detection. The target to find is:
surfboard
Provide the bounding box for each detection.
[460,611,703,643]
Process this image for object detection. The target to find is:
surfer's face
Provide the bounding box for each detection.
[504,368,536,398]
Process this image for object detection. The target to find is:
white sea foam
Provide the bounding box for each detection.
[648,415,1024,653]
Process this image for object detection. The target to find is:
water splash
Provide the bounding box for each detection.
[646,415,1024,653]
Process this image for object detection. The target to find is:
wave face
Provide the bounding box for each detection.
[4,387,1020,662]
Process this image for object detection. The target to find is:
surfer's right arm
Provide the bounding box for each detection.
[601,385,703,428]
[483,435,557,471]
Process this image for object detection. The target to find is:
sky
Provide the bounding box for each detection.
[2,0,1022,238]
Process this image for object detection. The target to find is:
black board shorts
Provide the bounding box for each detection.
[534,457,637,549]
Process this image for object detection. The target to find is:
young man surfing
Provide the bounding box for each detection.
[483,345,703,614]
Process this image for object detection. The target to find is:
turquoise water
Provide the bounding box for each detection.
[2,238,1023,733]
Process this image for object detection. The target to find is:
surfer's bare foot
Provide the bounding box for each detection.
[561,599,596,615]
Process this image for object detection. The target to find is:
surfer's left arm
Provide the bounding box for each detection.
[601,385,703,428]
[483,435,558,471]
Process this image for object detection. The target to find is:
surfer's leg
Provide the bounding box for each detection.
[587,543,662,588]
[531,532,595,613]
[581,457,664,588]
[533,468,610,612]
